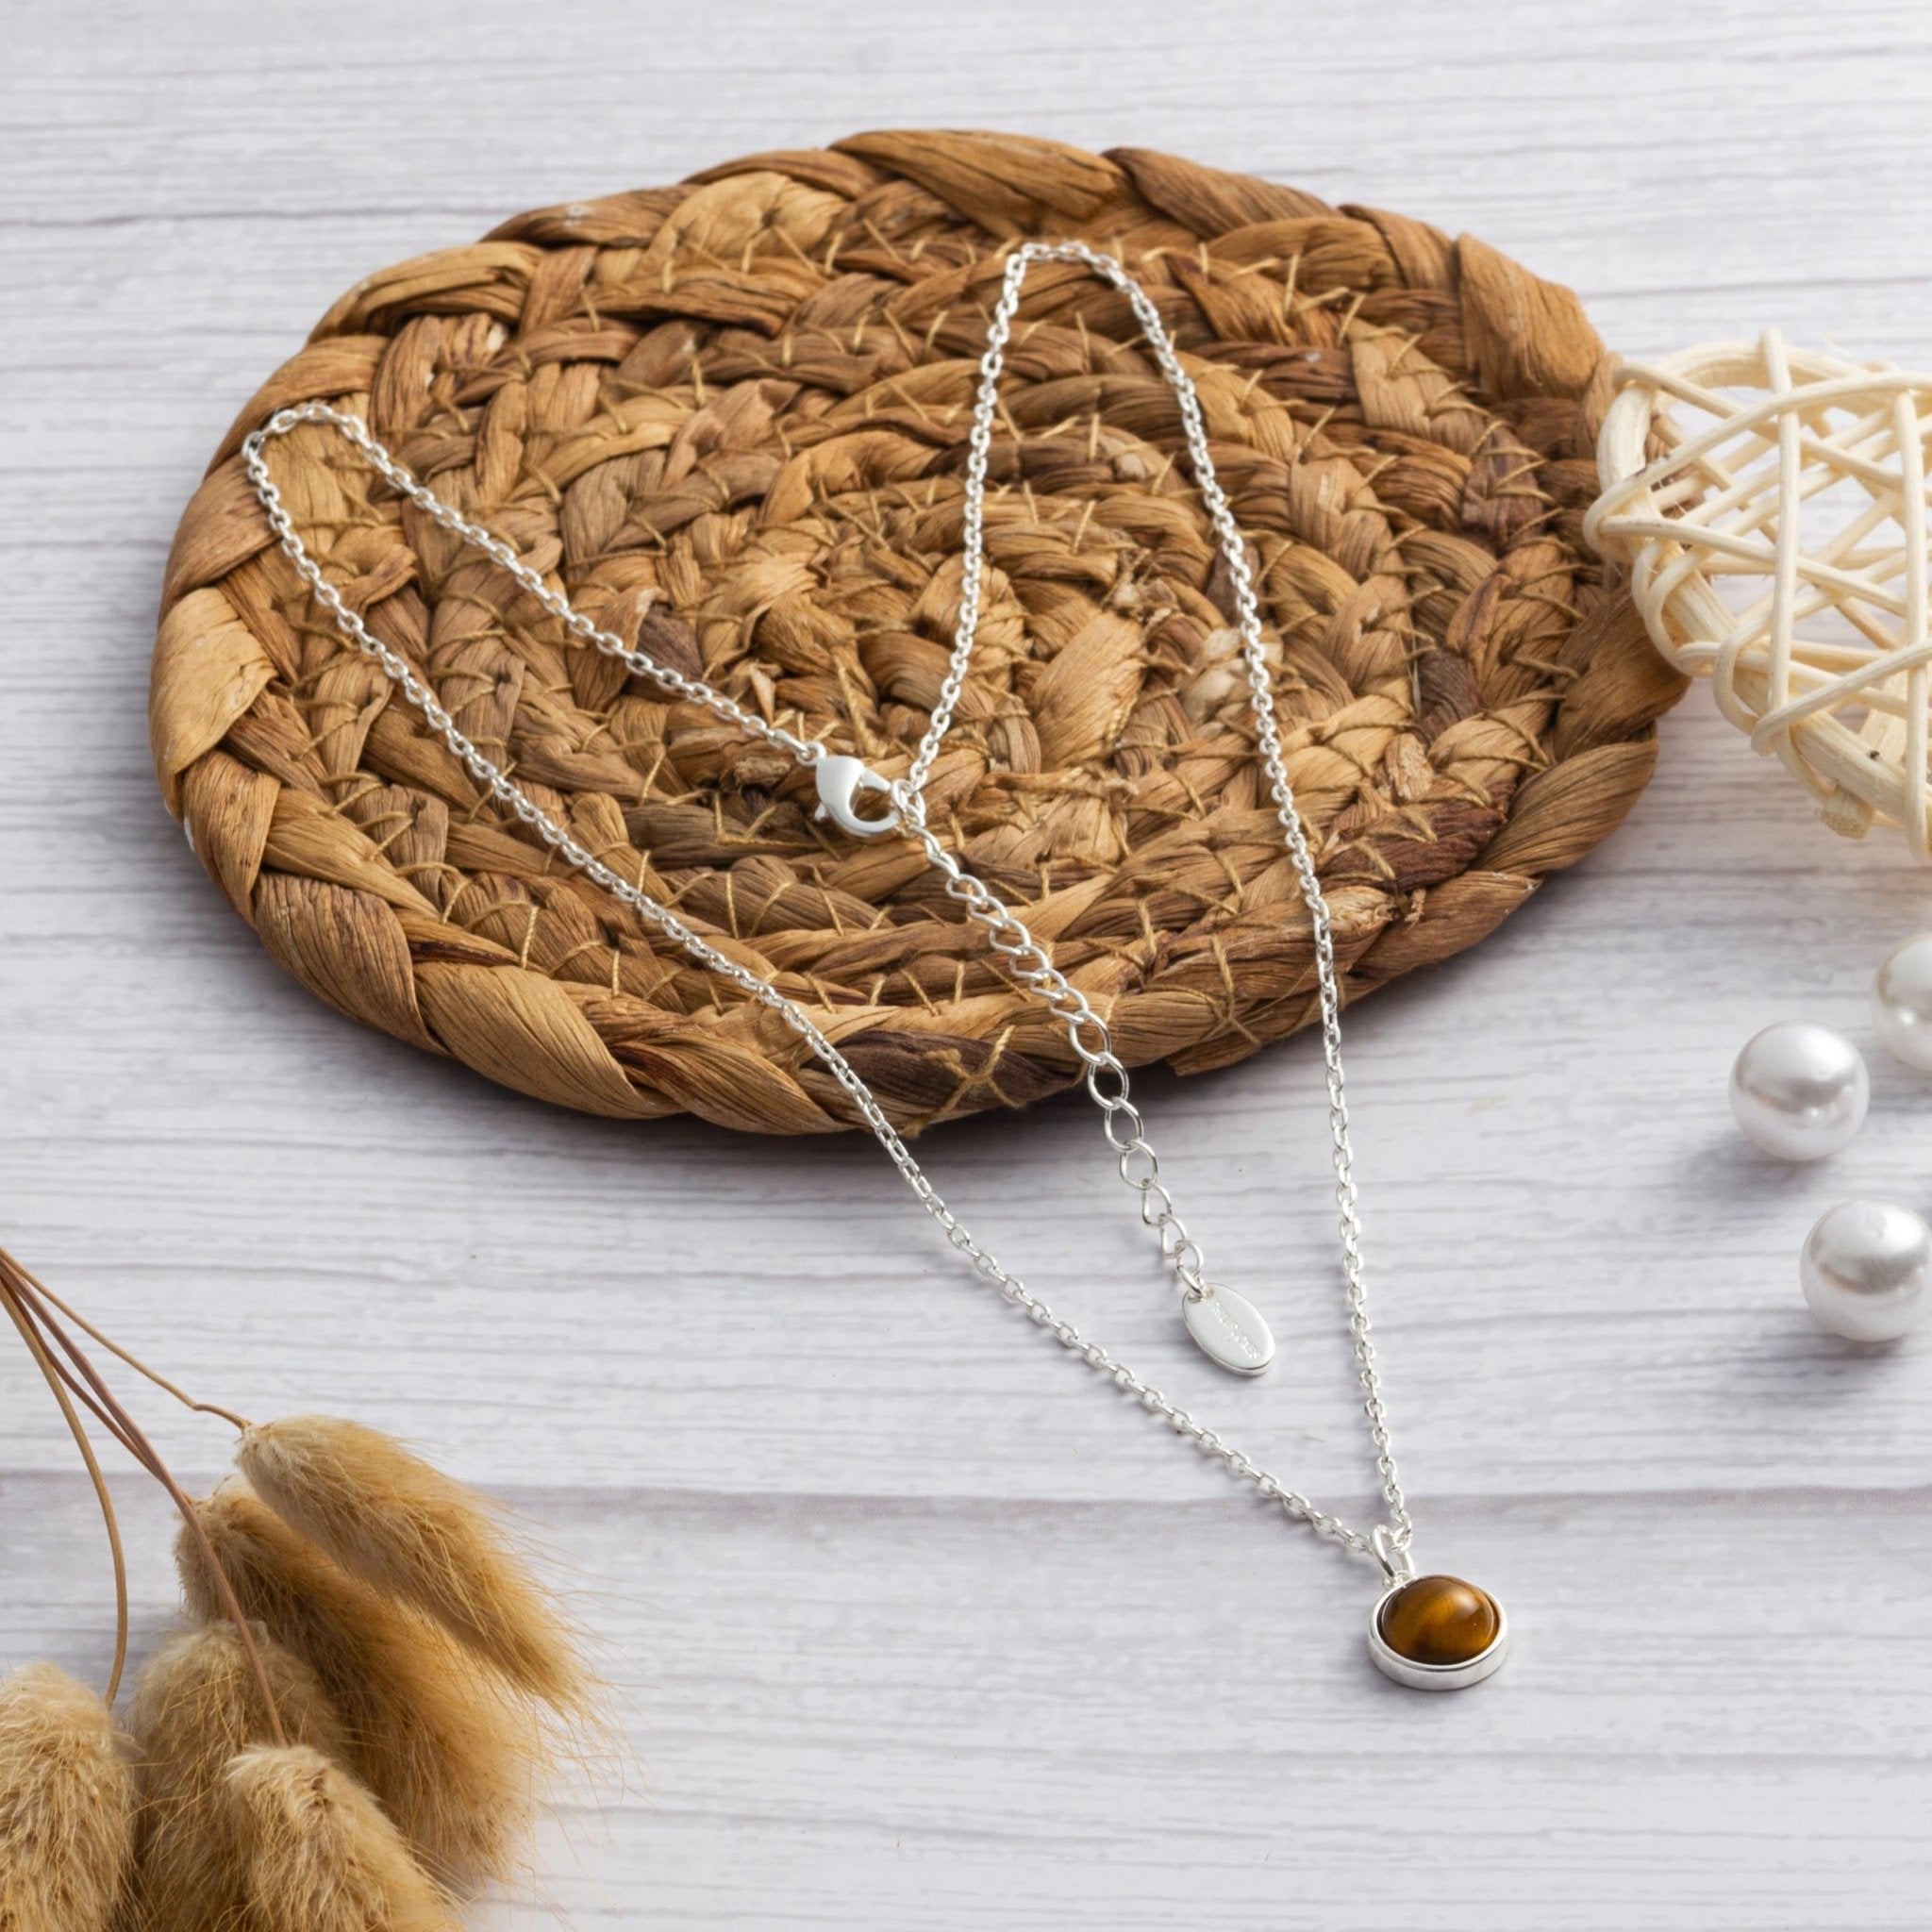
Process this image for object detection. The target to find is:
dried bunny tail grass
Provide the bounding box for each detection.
[236,1415,587,1710]
[0,1661,136,1932]
[124,1624,348,1932]
[225,1745,456,1932]
[178,1483,541,1890]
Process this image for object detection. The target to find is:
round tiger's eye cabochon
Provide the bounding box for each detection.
[1378,1575,1503,1668]
[152,131,1683,1135]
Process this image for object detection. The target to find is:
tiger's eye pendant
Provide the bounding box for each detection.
[1368,1574,1508,1690]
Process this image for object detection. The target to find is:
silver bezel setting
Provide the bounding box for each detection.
[1368,1583,1508,1691]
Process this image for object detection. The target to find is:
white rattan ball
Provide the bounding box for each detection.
[1589,334,1932,855]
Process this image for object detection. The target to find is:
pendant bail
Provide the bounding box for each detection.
[813,755,901,839]
[1371,1524,1416,1587]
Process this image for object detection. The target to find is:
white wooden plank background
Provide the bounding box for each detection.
[4,3,1932,1924]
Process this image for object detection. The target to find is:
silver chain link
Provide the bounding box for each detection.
[239,238,1415,1571]
[898,246,1398,1451]
[247,401,827,773]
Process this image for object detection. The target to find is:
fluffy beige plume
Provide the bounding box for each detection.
[236,1415,584,1709]
[225,1745,456,1932]
[0,1661,136,1932]
[178,1484,538,1890]
[124,1623,348,1932]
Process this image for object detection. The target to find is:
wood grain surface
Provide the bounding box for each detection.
[4,4,1930,1925]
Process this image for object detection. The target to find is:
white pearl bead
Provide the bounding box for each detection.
[1800,1200,1932,1341]
[1729,1021,1868,1159]
[1873,932,1932,1072]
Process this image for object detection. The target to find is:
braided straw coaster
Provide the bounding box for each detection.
[152,131,1684,1134]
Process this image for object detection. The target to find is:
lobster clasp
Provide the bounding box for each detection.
[813,756,901,839]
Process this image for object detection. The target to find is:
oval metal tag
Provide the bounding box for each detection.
[1182,1286,1275,1376]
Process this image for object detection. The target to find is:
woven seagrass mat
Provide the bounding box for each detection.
[151,129,1686,1135]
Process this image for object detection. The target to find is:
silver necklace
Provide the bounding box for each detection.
[240,243,1507,1690]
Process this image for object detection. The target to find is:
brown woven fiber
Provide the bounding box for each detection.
[151,130,1686,1135]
